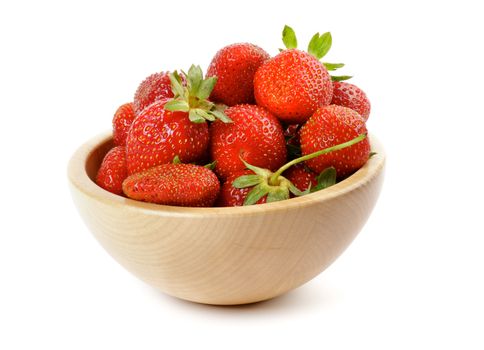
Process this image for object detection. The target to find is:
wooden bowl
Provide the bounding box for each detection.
[68,132,385,305]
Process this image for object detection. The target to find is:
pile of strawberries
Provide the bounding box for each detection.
[96,26,372,207]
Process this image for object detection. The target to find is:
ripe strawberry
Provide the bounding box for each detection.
[126,99,208,174]
[122,163,220,207]
[112,102,135,146]
[133,71,185,115]
[283,164,337,194]
[283,164,317,192]
[331,81,371,121]
[217,170,267,207]
[96,146,128,195]
[126,65,231,175]
[206,43,270,106]
[254,49,332,124]
[254,25,353,124]
[210,104,287,180]
[300,105,370,179]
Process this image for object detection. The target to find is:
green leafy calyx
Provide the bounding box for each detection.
[308,32,332,60]
[164,65,232,123]
[204,160,217,170]
[171,154,217,169]
[172,155,182,164]
[310,167,337,193]
[331,75,353,82]
[282,25,298,49]
[282,25,352,80]
[324,62,344,71]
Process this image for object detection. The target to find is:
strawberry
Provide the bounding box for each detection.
[126,65,231,175]
[283,164,317,192]
[122,163,220,207]
[331,81,371,121]
[126,99,208,174]
[254,49,332,124]
[300,105,370,179]
[96,146,128,195]
[133,71,186,115]
[217,170,267,207]
[210,104,287,180]
[284,164,338,194]
[224,135,363,205]
[206,43,270,106]
[254,26,339,124]
[112,102,135,146]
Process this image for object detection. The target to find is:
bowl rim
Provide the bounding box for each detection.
[68,131,385,217]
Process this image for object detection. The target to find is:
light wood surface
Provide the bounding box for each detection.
[68,132,385,305]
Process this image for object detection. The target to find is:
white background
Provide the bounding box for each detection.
[1,0,483,349]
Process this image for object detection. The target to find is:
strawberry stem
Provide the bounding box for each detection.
[269,134,367,185]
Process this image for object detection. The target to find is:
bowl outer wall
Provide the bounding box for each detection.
[68,132,385,305]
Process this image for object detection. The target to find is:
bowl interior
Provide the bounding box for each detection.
[85,138,114,182]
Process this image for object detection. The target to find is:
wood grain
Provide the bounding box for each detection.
[68,132,385,305]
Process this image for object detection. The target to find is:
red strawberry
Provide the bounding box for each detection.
[112,102,135,146]
[126,99,209,174]
[254,49,332,124]
[122,163,220,207]
[217,170,267,207]
[210,104,287,180]
[96,146,128,195]
[133,72,185,115]
[331,81,371,121]
[254,25,352,124]
[126,66,231,175]
[300,105,370,179]
[206,43,270,106]
[283,164,317,192]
